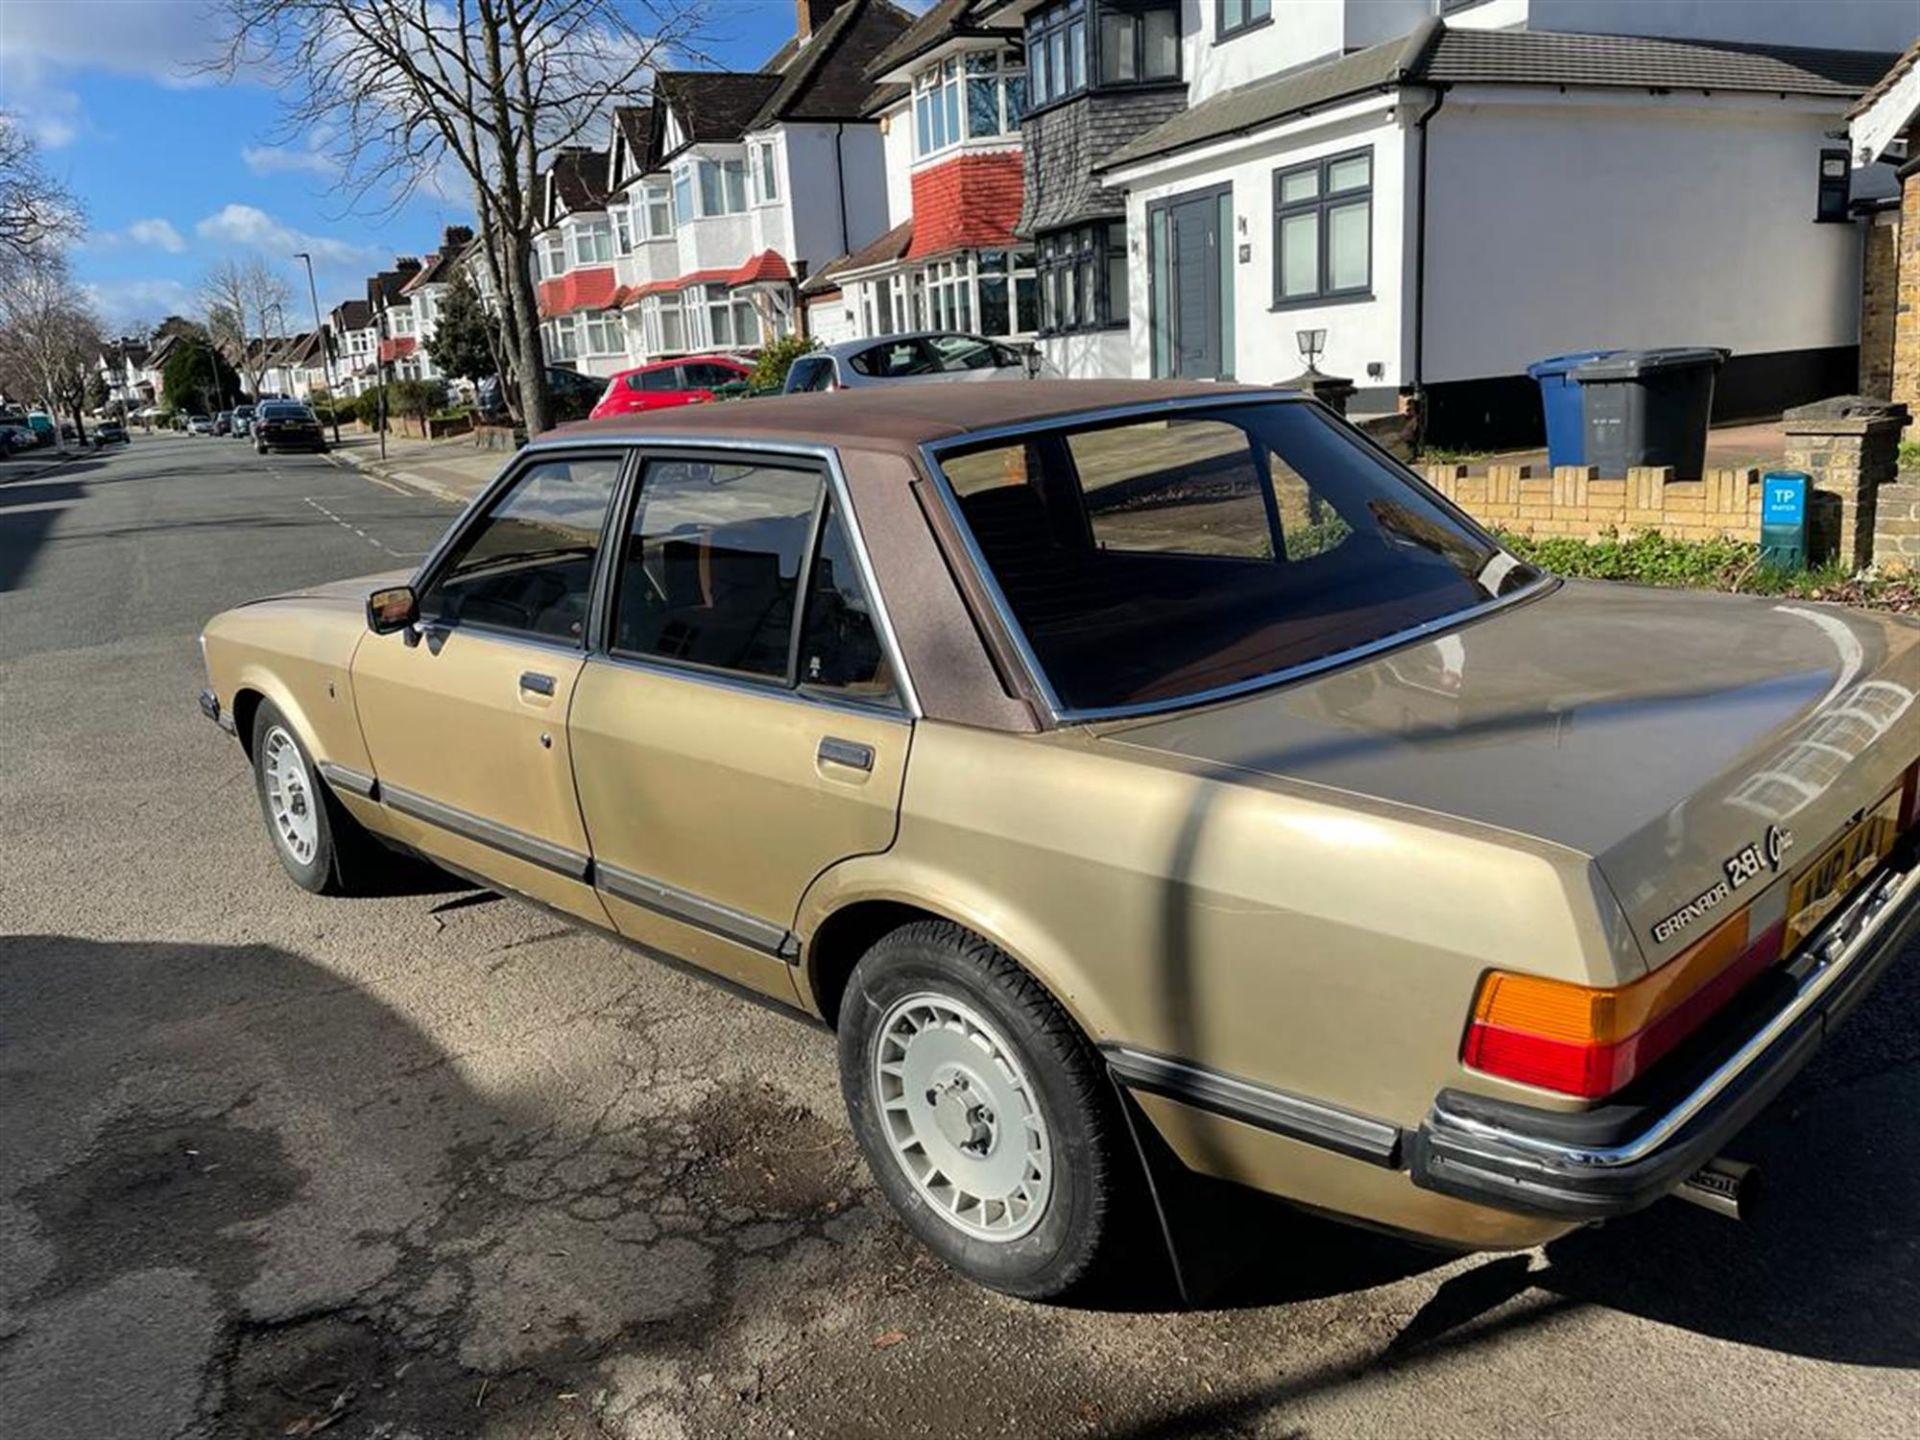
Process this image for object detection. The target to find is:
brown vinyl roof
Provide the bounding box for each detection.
[545,379,1287,455]
[1103,19,1900,172]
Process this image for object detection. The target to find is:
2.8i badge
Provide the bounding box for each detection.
[1724,824,1793,891]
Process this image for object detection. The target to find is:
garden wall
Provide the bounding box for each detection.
[1417,464,1763,543]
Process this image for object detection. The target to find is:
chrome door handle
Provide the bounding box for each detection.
[519,671,556,696]
[818,737,874,772]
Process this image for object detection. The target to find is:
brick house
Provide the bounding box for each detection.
[398,225,477,385]
[1850,38,1920,411]
[328,299,376,398]
[1091,1,1910,447]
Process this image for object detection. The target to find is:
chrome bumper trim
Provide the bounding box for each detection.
[1429,853,1920,1178]
[198,688,235,735]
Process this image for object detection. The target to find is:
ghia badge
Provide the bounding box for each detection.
[1651,826,1793,945]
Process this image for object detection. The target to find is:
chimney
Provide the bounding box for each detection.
[443,224,474,250]
[795,0,844,43]
[396,256,422,273]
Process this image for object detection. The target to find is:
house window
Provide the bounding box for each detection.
[964,49,1027,139]
[976,248,1038,337]
[1273,148,1372,305]
[690,283,759,349]
[584,310,624,356]
[922,256,972,332]
[570,219,613,266]
[672,168,694,226]
[389,308,416,337]
[613,206,635,255]
[1038,222,1126,333]
[914,57,964,157]
[1025,0,1087,108]
[548,314,580,361]
[697,158,748,216]
[644,181,674,238]
[539,233,567,279]
[644,293,685,354]
[1097,1,1179,85]
[751,141,780,204]
[1217,0,1270,38]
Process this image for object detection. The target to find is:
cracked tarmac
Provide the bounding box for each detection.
[5,439,1920,1438]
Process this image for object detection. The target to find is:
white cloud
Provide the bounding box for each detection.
[194,204,373,267]
[242,143,337,178]
[81,277,197,329]
[126,218,187,253]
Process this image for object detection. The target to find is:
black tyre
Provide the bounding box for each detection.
[838,920,1123,1300]
[248,701,375,895]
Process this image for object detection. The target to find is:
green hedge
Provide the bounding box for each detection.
[1498,528,1889,604]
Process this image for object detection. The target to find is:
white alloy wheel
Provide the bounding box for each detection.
[872,991,1054,1241]
[261,725,319,866]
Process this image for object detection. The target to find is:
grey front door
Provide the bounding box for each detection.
[1168,193,1222,379]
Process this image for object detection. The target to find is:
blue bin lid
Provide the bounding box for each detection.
[1526,349,1619,380]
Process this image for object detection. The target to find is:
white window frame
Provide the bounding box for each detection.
[584,309,623,356]
[613,205,636,255]
[539,233,567,279]
[643,181,674,239]
[570,218,613,266]
[750,140,780,205]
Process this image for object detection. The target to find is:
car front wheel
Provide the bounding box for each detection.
[838,920,1124,1300]
[248,701,375,895]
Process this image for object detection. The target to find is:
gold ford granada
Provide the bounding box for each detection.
[199,381,1920,1299]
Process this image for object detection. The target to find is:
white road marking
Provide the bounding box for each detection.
[303,496,425,559]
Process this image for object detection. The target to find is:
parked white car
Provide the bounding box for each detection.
[785,332,1032,393]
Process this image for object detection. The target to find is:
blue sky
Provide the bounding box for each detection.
[1,0,816,334]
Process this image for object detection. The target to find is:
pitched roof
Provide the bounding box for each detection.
[861,81,909,116]
[865,0,1001,80]
[404,226,475,291]
[1103,20,1900,172]
[654,70,785,152]
[330,298,372,332]
[801,216,913,293]
[614,104,654,156]
[547,146,612,216]
[750,0,915,126]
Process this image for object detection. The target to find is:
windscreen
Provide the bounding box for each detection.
[934,401,1537,713]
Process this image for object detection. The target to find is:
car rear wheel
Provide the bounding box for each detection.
[838,920,1123,1300]
[249,701,375,895]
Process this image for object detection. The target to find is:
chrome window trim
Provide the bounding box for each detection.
[542,432,923,719]
[916,391,1557,725]
[595,860,797,959]
[380,783,592,880]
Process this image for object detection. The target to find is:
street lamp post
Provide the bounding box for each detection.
[294,252,342,445]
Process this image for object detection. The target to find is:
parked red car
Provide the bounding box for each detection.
[588,355,753,419]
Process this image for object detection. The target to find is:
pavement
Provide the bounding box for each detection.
[326,430,507,506]
[5,433,1920,1439]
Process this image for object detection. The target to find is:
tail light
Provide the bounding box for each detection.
[1462,908,1784,1098]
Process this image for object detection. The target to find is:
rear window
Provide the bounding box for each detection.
[632,366,681,392]
[932,401,1536,714]
[849,340,930,378]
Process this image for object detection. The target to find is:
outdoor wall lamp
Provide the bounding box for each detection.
[1296,328,1327,370]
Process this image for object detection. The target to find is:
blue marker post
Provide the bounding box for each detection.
[1759,471,1809,573]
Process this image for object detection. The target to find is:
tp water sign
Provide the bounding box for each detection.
[1760,471,1808,573]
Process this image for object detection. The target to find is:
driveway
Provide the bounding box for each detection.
[3,435,1918,1438]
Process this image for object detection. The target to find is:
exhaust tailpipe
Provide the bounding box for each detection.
[1675,1156,1760,1221]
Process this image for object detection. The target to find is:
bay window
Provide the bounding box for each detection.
[1026,0,1176,107]
[751,141,780,204]
[975,249,1038,337]
[570,218,613,266]
[645,181,674,238]
[584,309,623,356]
[672,168,694,226]
[1273,147,1372,306]
[697,157,749,216]
[689,283,759,349]
[1098,1,1178,84]
[914,58,964,156]
[539,233,566,279]
[613,206,635,255]
[1038,222,1126,333]
[643,293,685,355]
[547,314,580,361]
[1026,0,1087,108]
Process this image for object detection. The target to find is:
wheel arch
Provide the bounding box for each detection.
[794,862,1118,1047]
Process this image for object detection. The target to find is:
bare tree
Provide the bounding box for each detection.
[0,250,105,441]
[202,256,294,399]
[203,0,709,435]
[0,113,83,263]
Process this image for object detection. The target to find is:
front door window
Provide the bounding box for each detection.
[420,456,623,643]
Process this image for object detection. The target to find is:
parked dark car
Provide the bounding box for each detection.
[214,411,235,436]
[253,401,327,454]
[476,368,605,424]
[95,421,129,445]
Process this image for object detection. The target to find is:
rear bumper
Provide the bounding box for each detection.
[1409,845,1920,1220]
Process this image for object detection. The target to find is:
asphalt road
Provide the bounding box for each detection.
[4,434,1920,1439]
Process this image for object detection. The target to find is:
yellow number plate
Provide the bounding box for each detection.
[1784,790,1902,950]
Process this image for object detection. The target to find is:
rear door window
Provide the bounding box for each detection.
[788,357,832,392]
[849,340,932,378]
[633,366,682,392]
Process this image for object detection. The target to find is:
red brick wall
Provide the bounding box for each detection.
[906,152,1024,259]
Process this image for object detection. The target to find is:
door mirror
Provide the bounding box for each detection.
[366,584,418,634]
